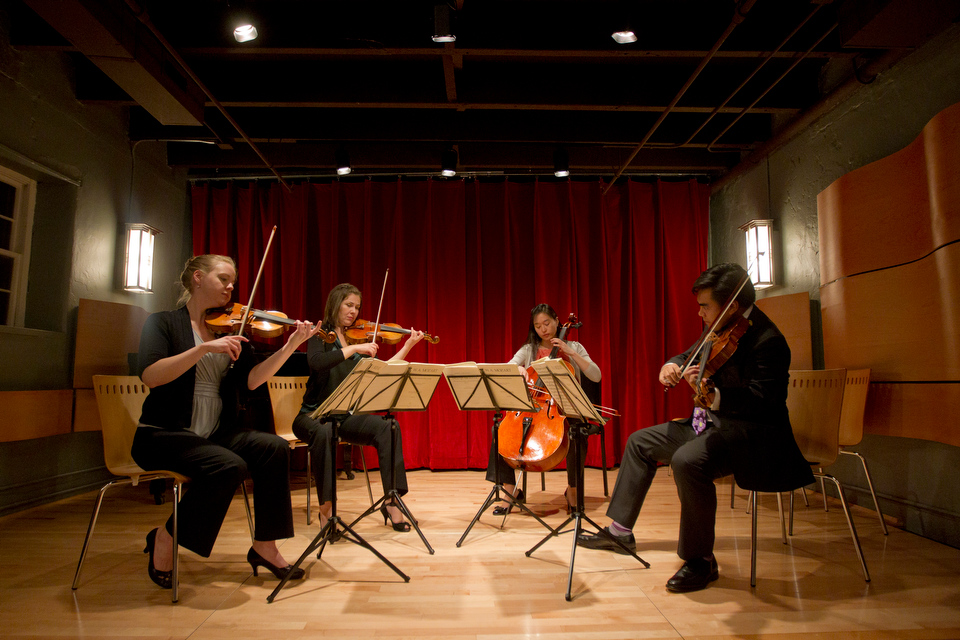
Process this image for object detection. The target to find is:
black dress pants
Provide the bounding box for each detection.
[131,426,295,557]
[292,412,408,505]
[606,421,733,561]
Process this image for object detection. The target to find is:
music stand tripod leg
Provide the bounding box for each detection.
[525,421,649,601]
[266,415,410,603]
[383,415,433,554]
[457,411,507,547]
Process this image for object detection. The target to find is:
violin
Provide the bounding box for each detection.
[343,319,439,345]
[206,303,335,342]
[498,313,581,473]
[690,314,750,407]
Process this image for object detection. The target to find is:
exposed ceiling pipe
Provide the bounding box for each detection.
[711,46,911,191]
[680,4,824,148]
[707,21,838,152]
[602,0,760,194]
[121,0,291,190]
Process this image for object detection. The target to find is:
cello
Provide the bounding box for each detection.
[497,313,581,473]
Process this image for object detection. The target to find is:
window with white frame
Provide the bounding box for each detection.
[0,166,36,327]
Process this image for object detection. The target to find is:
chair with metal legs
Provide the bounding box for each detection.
[266,376,374,525]
[74,375,254,603]
[742,369,870,587]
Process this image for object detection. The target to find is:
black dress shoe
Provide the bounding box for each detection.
[666,557,719,592]
[575,529,637,555]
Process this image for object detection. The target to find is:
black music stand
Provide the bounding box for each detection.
[266,358,411,603]
[443,362,555,547]
[342,360,445,554]
[523,358,650,601]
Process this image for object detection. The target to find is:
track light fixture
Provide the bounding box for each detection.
[553,148,570,178]
[611,28,637,44]
[228,2,259,43]
[335,149,352,176]
[432,2,456,43]
[441,147,458,177]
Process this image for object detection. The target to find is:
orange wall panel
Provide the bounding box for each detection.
[0,390,74,442]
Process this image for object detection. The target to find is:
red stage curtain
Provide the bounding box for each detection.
[191,178,710,470]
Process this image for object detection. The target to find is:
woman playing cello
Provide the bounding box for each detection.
[293,283,425,531]
[486,303,601,515]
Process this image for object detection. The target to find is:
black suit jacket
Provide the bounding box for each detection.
[669,307,814,492]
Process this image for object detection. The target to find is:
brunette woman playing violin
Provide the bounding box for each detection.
[576,263,813,594]
[293,283,425,532]
[133,255,319,590]
[487,303,601,515]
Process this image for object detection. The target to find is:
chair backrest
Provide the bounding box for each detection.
[786,369,846,468]
[838,368,871,448]
[266,376,309,440]
[92,375,150,475]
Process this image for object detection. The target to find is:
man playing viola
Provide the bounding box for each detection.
[577,263,813,592]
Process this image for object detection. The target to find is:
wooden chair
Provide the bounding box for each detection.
[836,369,888,534]
[745,369,870,586]
[266,376,373,525]
[74,375,254,603]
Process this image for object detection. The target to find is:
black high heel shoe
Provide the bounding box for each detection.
[492,489,524,516]
[564,487,576,515]
[247,548,305,580]
[143,528,173,589]
[379,504,411,532]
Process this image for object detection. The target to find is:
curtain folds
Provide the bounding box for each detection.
[191,177,710,470]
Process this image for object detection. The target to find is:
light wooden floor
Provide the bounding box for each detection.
[2,466,960,639]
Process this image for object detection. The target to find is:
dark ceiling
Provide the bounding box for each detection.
[8,0,960,183]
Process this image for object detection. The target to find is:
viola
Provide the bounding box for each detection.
[206,303,335,342]
[691,314,751,407]
[343,319,439,345]
[498,313,581,473]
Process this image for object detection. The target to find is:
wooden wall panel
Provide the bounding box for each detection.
[73,298,149,389]
[73,388,101,432]
[818,100,960,285]
[755,291,813,370]
[818,99,960,447]
[866,383,958,447]
[0,390,74,442]
[821,242,960,381]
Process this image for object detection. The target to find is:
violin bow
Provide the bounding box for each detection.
[236,225,277,341]
[370,268,389,344]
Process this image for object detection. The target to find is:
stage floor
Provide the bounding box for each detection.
[2,467,959,639]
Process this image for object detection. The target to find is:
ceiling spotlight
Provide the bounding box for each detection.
[432,2,456,43]
[234,23,258,43]
[441,147,458,177]
[553,148,570,178]
[611,29,637,44]
[335,149,352,176]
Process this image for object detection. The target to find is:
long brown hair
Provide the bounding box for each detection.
[322,283,362,331]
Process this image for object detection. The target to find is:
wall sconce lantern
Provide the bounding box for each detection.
[124,223,160,293]
[739,219,775,290]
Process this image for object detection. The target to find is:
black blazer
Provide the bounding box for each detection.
[137,306,255,434]
[668,307,814,492]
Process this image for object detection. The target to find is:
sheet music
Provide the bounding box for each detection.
[310,357,380,419]
[530,358,605,424]
[394,362,445,411]
[443,362,535,412]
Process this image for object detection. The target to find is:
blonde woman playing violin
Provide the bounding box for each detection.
[133,254,319,590]
[486,303,601,516]
[293,283,425,532]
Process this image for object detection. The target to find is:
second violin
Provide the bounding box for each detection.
[344,319,439,345]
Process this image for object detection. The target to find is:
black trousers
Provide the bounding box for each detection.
[131,426,295,557]
[485,421,585,489]
[292,412,408,505]
[606,420,733,561]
